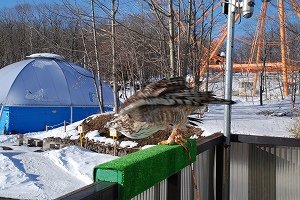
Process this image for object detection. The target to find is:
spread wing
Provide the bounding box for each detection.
[118,77,234,116]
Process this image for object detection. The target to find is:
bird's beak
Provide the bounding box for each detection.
[104,122,110,131]
[104,119,117,131]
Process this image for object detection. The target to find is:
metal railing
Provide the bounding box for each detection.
[230,134,300,200]
[57,133,300,200]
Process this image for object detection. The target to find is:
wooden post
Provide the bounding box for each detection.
[78,125,83,147]
[46,125,48,132]
[110,128,117,156]
[17,134,24,146]
[64,120,66,132]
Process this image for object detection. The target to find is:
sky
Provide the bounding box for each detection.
[0,0,267,11]
[0,0,278,28]
[0,0,278,21]
[0,0,61,8]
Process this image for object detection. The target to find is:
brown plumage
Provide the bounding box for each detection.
[106,77,235,144]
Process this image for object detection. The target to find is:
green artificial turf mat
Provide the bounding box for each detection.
[93,139,196,200]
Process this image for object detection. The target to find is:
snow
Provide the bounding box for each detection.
[200,97,295,137]
[1,82,299,199]
[0,127,119,199]
[120,141,138,148]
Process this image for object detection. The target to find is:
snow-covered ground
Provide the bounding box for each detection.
[0,145,117,199]
[201,96,296,137]
[0,94,299,199]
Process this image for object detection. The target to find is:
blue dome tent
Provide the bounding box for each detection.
[0,53,114,134]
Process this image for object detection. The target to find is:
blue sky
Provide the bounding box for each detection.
[0,0,61,8]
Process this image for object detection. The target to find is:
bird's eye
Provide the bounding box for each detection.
[104,121,114,129]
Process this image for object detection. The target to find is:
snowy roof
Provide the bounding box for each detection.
[0,54,114,106]
[26,53,65,60]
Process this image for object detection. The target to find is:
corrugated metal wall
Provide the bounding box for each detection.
[230,142,249,200]
[132,141,300,200]
[132,147,216,200]
[193,148,215,200]
[180,148,215,200]
[230,142,300,200]
[275,146,300,200]
[132,180,167,200]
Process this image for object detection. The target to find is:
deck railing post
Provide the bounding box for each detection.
[223,0,236,198]
[167,171,181,200]
[216,144,224,200]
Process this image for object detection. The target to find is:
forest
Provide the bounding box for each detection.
[0,0,299,107]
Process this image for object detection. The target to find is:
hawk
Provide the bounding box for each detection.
[106,77,235,145]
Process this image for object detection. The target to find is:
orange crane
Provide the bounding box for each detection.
[278,0,288,96]
[208,62,299,73]
[251,1,269,92]
[199,14,241,77]
[204,0,298,96]
[170,0,299,95]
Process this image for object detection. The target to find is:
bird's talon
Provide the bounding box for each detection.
[159,136,176,145]
[158,140,174,145]
[174,135,187,144]
[159,135,187,145]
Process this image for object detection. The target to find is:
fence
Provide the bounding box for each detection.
[57,133,300,200]
[230,134,300,200]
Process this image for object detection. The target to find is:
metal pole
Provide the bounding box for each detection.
[70,106,73,124]
[0,106,6,135]
[0,105,4,122]
[223,0,236,199]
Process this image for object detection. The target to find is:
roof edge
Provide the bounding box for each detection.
[26,53,65,60]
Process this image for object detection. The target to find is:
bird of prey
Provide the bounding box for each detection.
[106,77,235,145]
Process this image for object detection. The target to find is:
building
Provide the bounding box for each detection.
[0,53,114,134]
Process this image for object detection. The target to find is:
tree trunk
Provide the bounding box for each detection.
[111,0,119,112]
[182,0,192,80]
[91,0,104,113]
[168,0,176,77]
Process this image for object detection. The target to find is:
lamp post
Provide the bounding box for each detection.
[222,0,256,199]
[223,0,235,198]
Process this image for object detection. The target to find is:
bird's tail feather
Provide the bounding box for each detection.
[187,116,203,126]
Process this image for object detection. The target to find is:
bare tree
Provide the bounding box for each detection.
[168,0,176,77]
[91,0,104,113]
[111,0,119,111]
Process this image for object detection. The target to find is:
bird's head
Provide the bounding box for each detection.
[105,114,158,139]
[105,114,135,138]
[105,114,121,131]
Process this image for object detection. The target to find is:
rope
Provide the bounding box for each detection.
[179,142,200,200]
[47,121,70,130]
